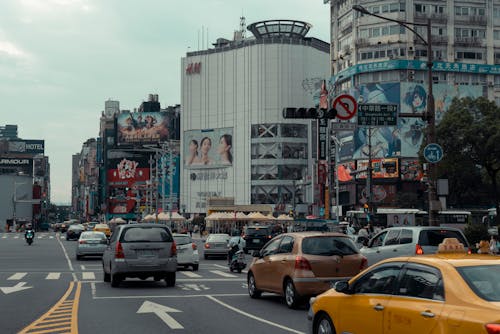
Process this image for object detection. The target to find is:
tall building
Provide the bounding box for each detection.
[0,125,18,139]
[327,0,500,211]
[181,19,330,215]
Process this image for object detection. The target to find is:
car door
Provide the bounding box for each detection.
[251,237,283,292]
[360,230,389,266]
[270,236,295,292]
[337,264,403,334]
[384,264,445,334]
[103,226,120,273]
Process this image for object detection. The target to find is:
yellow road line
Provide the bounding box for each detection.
[18,281,80,334]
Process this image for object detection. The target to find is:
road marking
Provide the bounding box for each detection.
[179,284,209,291]
[2,235,7,239]
[46,273,61,280]
[206,295,305,334]
[80,265,86,270]
[8,272,27,280]
[19,281,81,334]
[82,272,95,280]
[57,233,77,281]
[14,235,19,239]
[0,282,33,294]
[137,300,183,329]
[179,271,202,278]
[210,270,237,278]
[49,236,54,239]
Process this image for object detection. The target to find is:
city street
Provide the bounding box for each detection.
[0,232,308,334]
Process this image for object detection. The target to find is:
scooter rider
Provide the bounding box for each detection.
[227,235,245,265]
[25,223,35,238]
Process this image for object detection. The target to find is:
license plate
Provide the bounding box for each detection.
[253,239,260,243]
[137,250,156,257]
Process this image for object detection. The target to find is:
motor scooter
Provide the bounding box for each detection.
[25,229,34,245]
[229,246,246,273]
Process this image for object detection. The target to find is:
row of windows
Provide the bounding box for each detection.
[359,25,406,39]
[455,6,486,16]
[455,28,486,38]
[415,4,445,14]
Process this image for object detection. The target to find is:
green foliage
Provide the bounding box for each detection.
[463,223,490,247]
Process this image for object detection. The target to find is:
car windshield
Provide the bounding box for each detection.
[174,235,191,245]
[246,228,269,236]
[207,235,229,242]
[456,265,500,302]
[302,236,359,256]
[121,227,172,243]
[418,230,468,246]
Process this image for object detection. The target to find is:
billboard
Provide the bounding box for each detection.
[184,128,233,169]
[400,159,423,181]
[116,111,178,145]
[8,140,45,154]
[356,158,399,179]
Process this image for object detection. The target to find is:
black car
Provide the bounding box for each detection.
[66,224,85,241]
[243,225,273,253]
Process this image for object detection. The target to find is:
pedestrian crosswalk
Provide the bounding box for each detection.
[1,269,246,282]
[0,233,61,239]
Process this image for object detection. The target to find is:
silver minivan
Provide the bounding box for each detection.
[360,226,470,266]
[102,223,177,287]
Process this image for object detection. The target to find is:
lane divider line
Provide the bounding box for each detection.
[18,281,80,334]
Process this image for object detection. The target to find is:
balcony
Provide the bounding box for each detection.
[355,38,369,47]
[414,12,448,24]
[454,36,483,47]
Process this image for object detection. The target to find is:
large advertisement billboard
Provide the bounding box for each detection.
[117,111,178,145]
[356,158,399,179]
[184,128,233,169]
[8,140,45,154]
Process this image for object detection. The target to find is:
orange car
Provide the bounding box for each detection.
[308,238,500,334]
[247,232,367,308]
[93,223,111,238]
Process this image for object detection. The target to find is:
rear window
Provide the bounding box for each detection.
[173,235,191,245]
[302,236,359,256]
[120,227,173,243]
[207,235,229,242]
[418,229,468,246]
[245,228,270,236]
[457,265,500,302]
[81,232,106,239]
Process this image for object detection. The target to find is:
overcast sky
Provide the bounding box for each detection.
[1,0,330,204]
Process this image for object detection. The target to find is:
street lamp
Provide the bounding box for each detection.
[352,4,439,226]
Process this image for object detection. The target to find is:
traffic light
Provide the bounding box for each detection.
[282,107,338,119]
[363,203,369,213]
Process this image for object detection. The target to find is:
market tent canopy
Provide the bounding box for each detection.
[157,211,186,221]
[246,212,271,221]
[143,214,156,222]
[276,214,294,221]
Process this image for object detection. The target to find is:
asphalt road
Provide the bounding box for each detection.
[0,231,309,334]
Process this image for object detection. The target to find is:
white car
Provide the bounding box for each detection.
[173,233,199,271]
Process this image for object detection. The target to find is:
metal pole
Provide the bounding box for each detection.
[367,128,373,216]
[426,19,439,226]
[168,143,174,227]
[13,185,17,232]
[335,138,340,221]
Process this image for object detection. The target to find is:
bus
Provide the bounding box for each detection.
[435,210,471,230]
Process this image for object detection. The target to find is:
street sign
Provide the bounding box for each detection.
[318,118,328,160]
[332,94,357,120]
[330,122,357,131]
[424,143,444,163]
[357,103,398,127]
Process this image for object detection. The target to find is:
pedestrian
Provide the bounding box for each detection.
[189,225,193,238]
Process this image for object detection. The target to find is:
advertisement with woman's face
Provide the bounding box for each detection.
[184,128,233,168]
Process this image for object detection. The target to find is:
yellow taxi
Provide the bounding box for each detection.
[93,223,111,238]
[307,238,500,334]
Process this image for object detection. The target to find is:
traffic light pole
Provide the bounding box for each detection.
[366,128,373,219]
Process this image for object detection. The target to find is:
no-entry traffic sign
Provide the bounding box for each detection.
[332,94,357,120]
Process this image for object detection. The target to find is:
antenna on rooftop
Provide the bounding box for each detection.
[240,15,246,38]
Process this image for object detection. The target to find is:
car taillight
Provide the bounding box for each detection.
[171,240,177,256]
[192,243,197,250]
[268,235,272,239]
[360,257,368,271]
[294,256,312,271]
[415,244,424,255]
[485,324,500,334]
[115,242,125,258]
[205,243,210,249]
[79,240,86,244]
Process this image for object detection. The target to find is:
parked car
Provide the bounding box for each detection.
[243,225,273,253]
[66,224,85,241]
[307,238,500,334]
[360,226,470,266]
[76,231,108,260]
[203,233,230,259]
[247,232,367,308]
[93,223,111,238]
[173,233,199,271]
[102,223,177,287]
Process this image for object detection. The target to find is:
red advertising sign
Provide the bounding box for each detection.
[356,158,399,179]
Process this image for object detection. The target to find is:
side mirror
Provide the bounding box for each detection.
[333,281,350,294]
[251,250,261,258]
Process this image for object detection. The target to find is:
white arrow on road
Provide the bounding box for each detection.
[137,301,183,329]
[0,282,33,294]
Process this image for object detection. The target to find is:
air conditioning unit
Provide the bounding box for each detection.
[488,82,495,87]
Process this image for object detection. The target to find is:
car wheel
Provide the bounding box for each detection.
[103,271,110,282]
[192,264,199,271]
[247,272,261,298]
[314,313,336,334]
[165,272,176,287]
[284,279,301,309]
[111,271,121,287]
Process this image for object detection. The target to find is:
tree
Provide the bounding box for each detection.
[435,97,500,225]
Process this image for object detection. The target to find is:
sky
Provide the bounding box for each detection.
[0,0,331,204]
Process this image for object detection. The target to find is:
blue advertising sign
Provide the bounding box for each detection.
[424,143,444,163]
